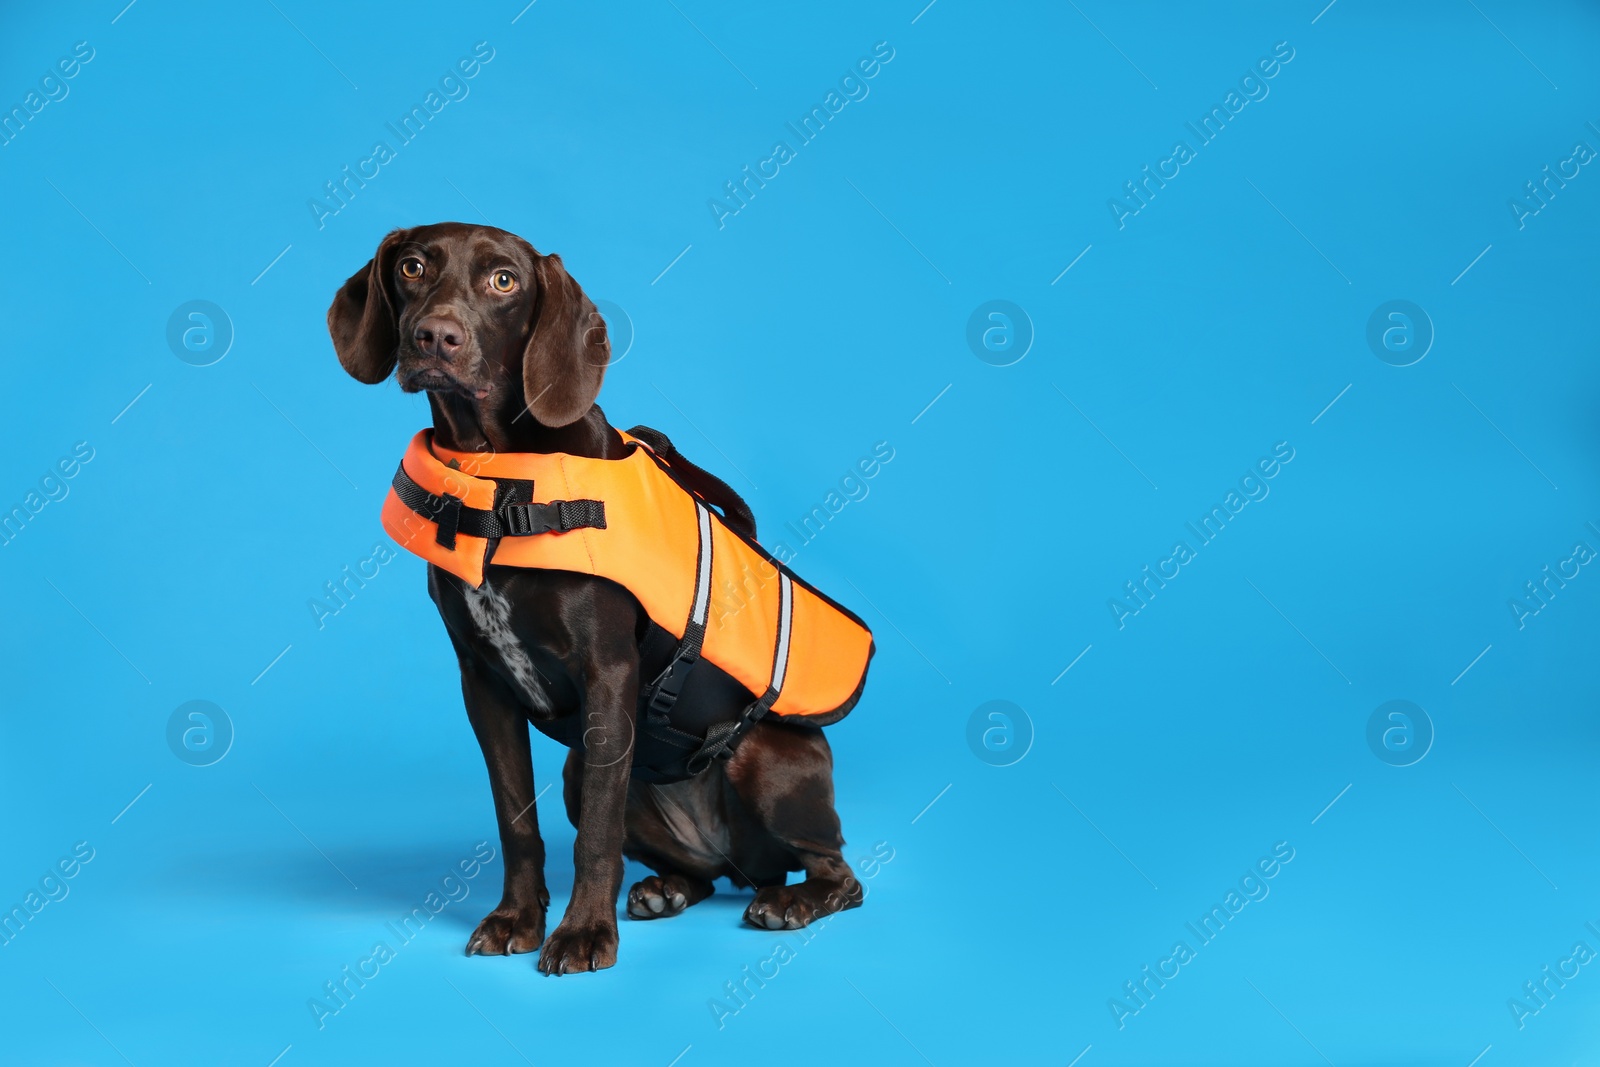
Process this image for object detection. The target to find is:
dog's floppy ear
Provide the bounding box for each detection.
[327,229,408,384]
[523,253,608,427]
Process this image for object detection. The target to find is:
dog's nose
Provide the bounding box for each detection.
[414,316,465,359]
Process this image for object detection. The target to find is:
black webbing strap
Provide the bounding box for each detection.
[685,686,780,775]
[391,464,605,550]
[683,573,794,776]
[637,711,704,754]
[643,501,715,722]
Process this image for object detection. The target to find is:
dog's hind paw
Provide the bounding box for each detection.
[627,874,706,919]
[465,904,546,956]
[744,879,861,931]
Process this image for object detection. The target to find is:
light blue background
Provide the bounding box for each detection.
[2,1,1598,1064]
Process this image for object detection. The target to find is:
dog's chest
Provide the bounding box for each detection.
[457,579,555,713]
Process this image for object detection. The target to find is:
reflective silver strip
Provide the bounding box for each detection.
[770,574,794,692]
[690,502,713,627]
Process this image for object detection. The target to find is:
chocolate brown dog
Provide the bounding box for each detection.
[327,223,863,975]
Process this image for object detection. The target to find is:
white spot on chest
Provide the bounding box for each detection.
[461,581,552,712]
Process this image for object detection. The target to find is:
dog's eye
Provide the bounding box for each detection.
[399,258,425,280]
[490,271,517,293]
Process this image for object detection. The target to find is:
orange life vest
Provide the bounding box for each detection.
[381,429,874,735]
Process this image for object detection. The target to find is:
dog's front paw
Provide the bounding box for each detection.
[537,920,618,975]
[465,903,547,956]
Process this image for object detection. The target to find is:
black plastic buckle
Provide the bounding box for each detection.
[498,503,559,536]
[646,652,698,719]
[499,503,536,536]
[647,685,680,718]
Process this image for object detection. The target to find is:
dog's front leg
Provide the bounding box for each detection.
[459,657,550,956]
[538,646,637,975]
